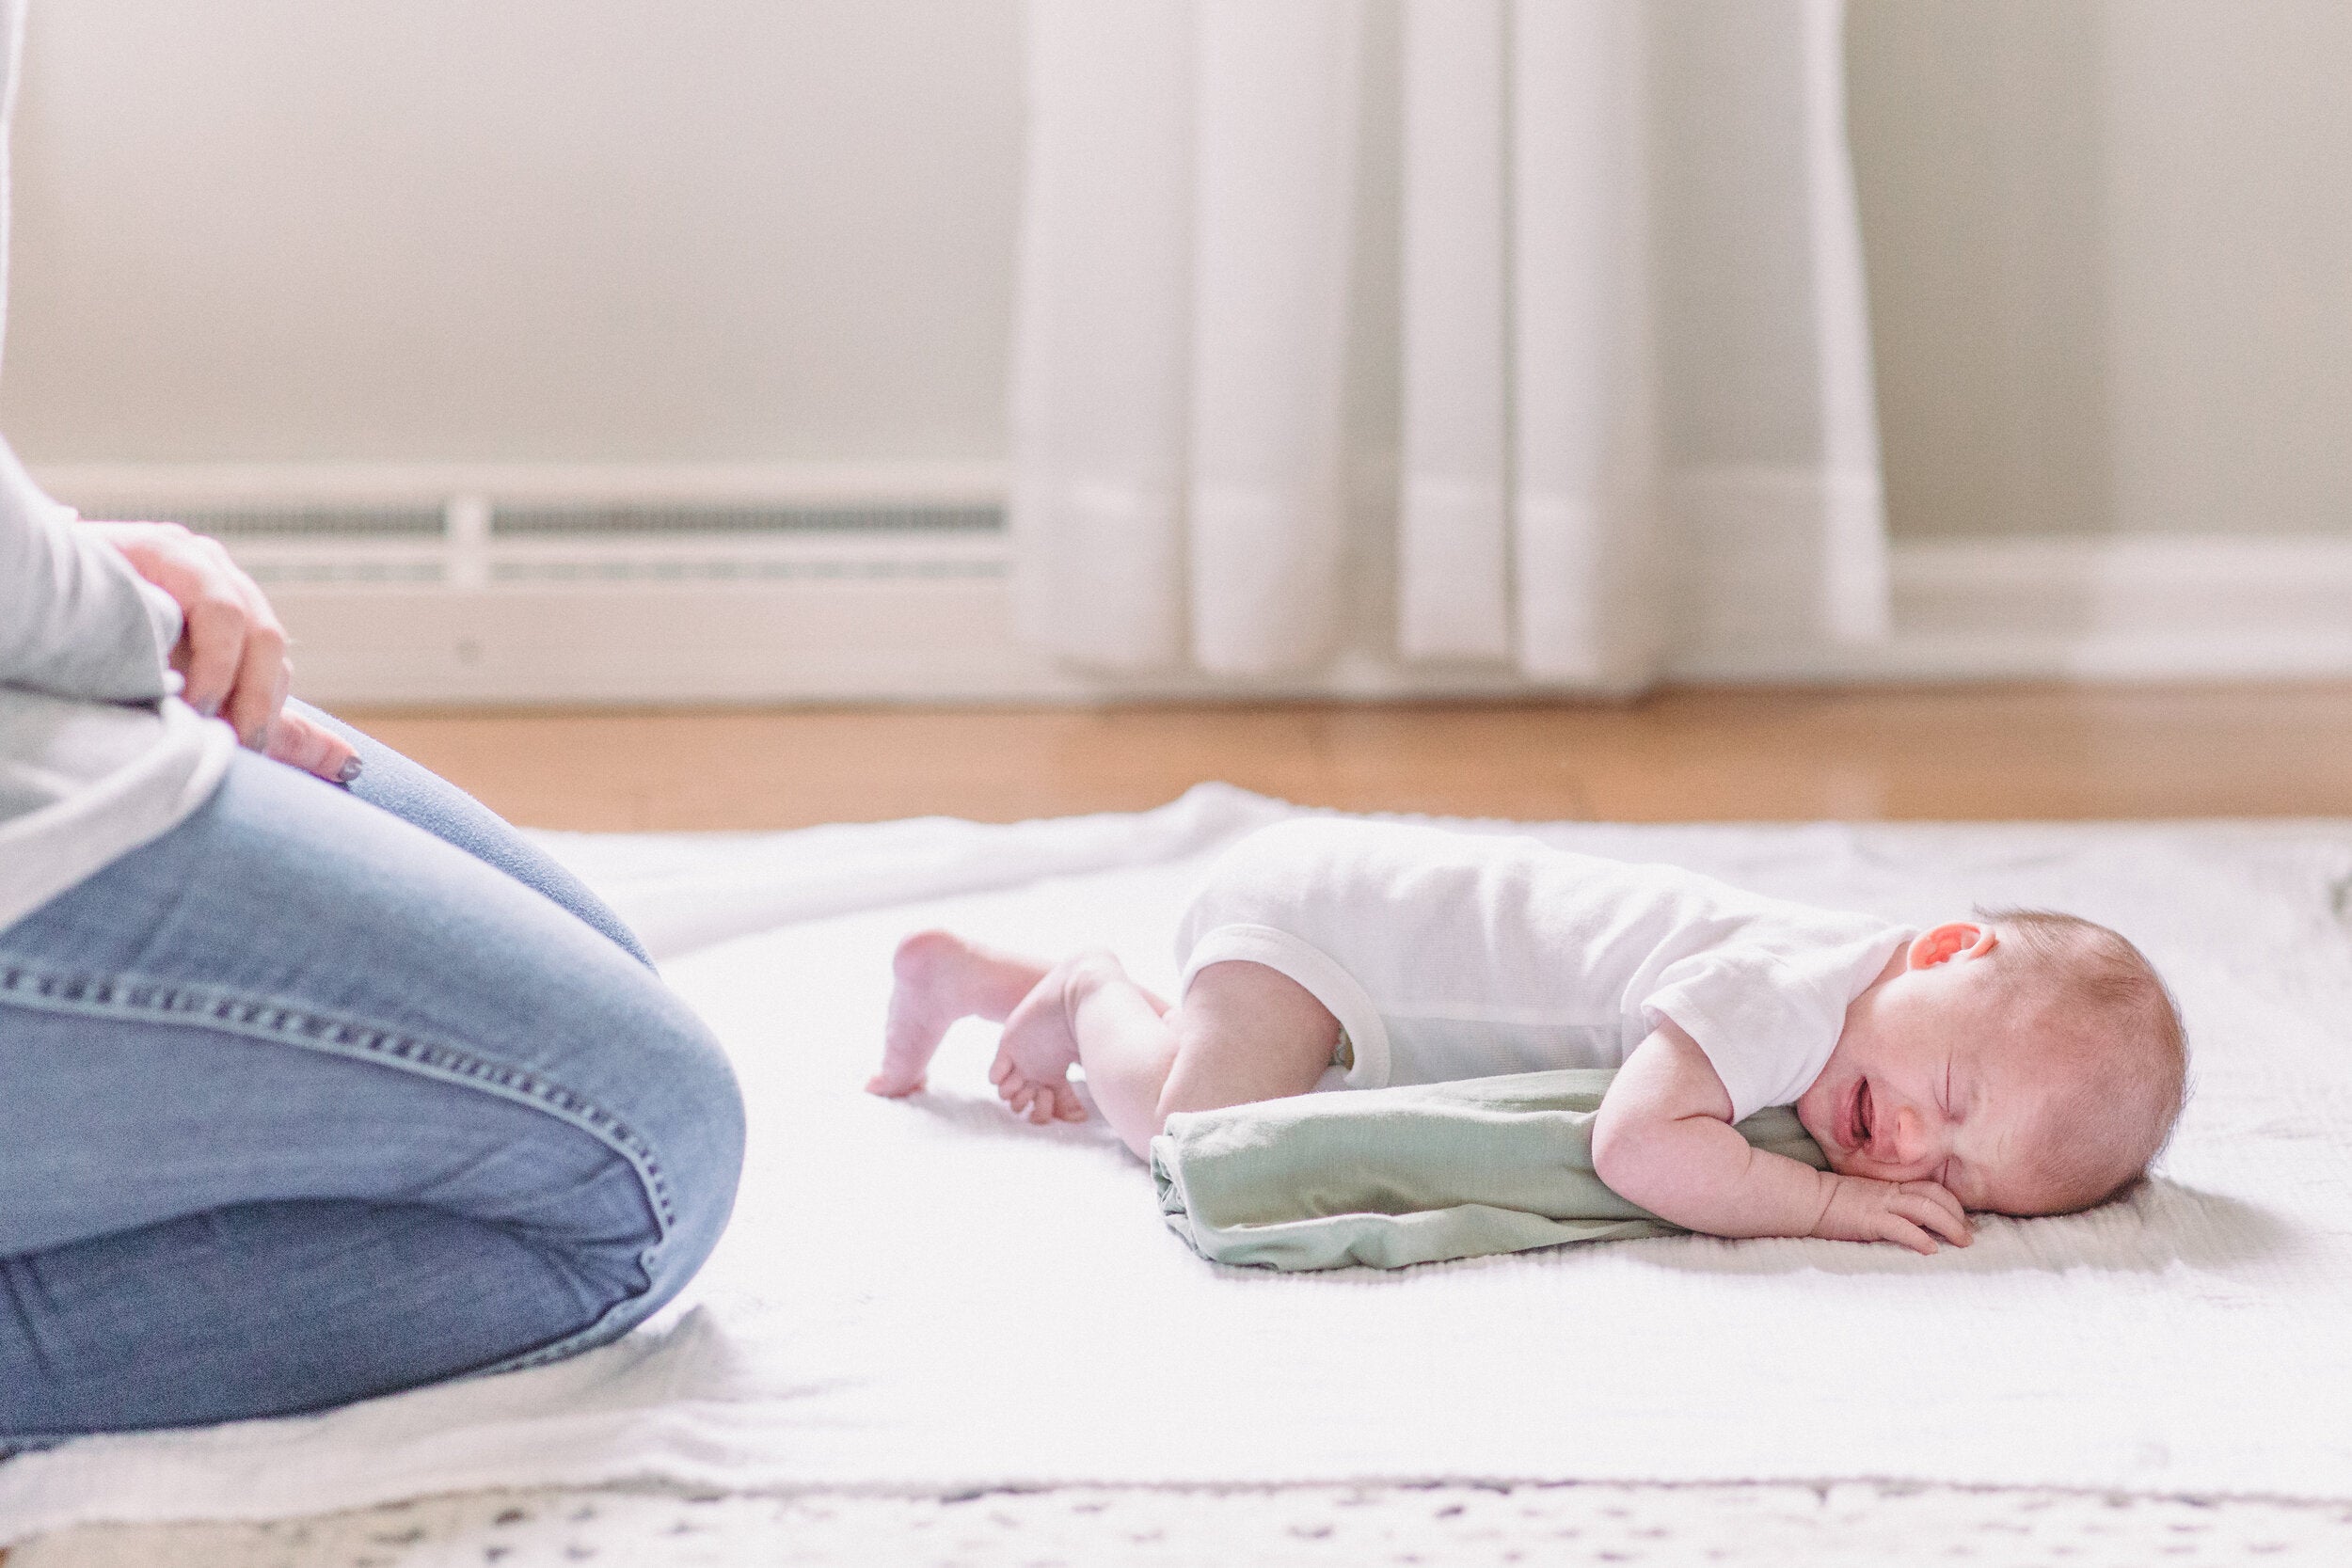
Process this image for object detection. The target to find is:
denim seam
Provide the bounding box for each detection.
[0,960,679,1262]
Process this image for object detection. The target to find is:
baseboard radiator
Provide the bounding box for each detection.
[178,498,1005,591]
[40,466,2352,705]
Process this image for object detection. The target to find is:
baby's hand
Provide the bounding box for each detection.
[1810,1174,1972,1255]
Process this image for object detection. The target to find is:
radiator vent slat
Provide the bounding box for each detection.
[96,501,1006,538]
[487,557,1005,583]
[492,503,1002,535]
[165,506,447,537]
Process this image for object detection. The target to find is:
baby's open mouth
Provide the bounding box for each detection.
[1847,1077,1875,1152]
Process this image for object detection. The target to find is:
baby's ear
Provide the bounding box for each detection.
[1909,921,1993,970]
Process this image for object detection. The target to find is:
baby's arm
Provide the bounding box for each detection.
[1591,1022,1970,1254]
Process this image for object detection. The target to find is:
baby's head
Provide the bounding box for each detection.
[1795,909,2187,1217]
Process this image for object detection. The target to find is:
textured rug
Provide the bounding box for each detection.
[26,1480,2352,1568]
[2,788,2344,1543]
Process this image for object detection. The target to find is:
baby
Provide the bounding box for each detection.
[868,818,2189,1253]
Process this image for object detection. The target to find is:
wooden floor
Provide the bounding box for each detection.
[338,682,2352,832]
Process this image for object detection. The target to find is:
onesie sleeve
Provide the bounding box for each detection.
[1640,927,1911,1125]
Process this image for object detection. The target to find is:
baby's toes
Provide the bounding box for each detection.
[1050,1081,1088,1122]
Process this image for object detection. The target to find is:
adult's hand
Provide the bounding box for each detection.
[82,520,359,784]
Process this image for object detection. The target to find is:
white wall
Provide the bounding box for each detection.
[1849,0,2352,539]
[4,0,2351,542]
[0,0,1021,464]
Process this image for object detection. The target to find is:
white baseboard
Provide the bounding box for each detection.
[1689,535,2352,684]
[246,533,2352,705]
[36,462,2352,704]
[1668,471,2352,682]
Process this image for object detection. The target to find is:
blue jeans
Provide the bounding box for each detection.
[0,705,746,1439]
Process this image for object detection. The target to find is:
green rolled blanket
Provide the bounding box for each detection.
[1149,1068,1826,1271]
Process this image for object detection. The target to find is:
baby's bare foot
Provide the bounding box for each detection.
[990,951,1124,1125]
[867,930,1050,1098]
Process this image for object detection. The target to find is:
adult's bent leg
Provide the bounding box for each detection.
[0,752,745,1436]
[288,699,653,966]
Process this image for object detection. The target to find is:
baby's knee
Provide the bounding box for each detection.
[1156,961,1340,1120]
[1182,960,1339,1043]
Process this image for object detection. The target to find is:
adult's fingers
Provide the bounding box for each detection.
[86,522,297,736]
[223,622,291,749]
[194,539,288,746]
[177,590,252,719]
[263,711,361,784]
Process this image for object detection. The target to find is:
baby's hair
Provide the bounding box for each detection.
[1974,907,2189,1213]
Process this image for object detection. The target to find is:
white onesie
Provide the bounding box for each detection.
[1175,818,1912,1123]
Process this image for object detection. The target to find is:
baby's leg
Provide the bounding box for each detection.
[867,930,1053,1097]
[1000,957,1337,1159]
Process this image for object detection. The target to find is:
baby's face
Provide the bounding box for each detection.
[1795,923,2077,1215]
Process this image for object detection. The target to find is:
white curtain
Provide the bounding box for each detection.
[1011,0,1886,689]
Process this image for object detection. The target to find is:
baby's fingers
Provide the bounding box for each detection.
[1900,1181,1973,1245]
[1879,1214,1939,1256]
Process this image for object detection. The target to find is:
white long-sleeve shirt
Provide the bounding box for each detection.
[0,438,235,934]
[0,0,235,935]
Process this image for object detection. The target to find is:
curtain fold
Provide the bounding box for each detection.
[1507,0,1661,689]
[1188,0,1362,674]
[1008,0,1192,668]
[1397,0,1509,663]
[1012,0,1887,687]
[1798,0,1893,645]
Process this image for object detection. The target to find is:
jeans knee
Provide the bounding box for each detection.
[630,1006,747,1301]
[478,1006,743,1373]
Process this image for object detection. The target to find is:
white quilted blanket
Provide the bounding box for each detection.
[3,787,2344,1541]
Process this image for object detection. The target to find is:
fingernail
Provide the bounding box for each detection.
[335,755,364,785]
